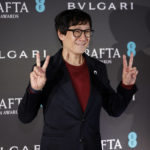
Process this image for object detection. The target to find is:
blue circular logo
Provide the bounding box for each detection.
[35,0,45,13]
[128,132,138,148]
[127,41,136,57]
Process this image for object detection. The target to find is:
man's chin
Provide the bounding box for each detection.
[75,46,86,53]
[76,49,86,55]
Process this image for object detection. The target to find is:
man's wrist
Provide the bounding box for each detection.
[29,86,42,94]
[121,81,134,90]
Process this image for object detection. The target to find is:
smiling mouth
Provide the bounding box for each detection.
[75,43,87,46]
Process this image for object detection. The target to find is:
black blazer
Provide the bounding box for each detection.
[18,49,137,150]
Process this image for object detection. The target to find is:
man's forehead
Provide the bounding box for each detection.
[69,23,90,29]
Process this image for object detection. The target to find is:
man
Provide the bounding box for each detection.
[18,9,138,150]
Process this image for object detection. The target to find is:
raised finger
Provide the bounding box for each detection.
[129,52,133,68]
[36,52,41,67]
[42,55,50,71]
[123,54,127,69]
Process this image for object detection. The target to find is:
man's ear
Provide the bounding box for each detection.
[57,30,65,41]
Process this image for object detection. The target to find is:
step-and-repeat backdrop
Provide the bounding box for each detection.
[0,0,150,149]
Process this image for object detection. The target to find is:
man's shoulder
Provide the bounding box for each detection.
[84,53,105,69]
[45,49,64,79]
[41,49,62,68]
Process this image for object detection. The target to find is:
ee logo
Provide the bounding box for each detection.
[128,132,138,148]
[35,0,45,13]
[127,41,136,57]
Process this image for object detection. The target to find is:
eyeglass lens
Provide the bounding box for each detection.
[73,29,91,38]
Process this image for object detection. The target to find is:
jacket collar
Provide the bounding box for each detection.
[52,48,96,71]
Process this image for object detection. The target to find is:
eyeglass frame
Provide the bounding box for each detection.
[66,29,94,38]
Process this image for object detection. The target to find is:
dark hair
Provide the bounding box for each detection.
[55,9,92,35]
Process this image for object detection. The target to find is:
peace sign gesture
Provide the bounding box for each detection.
[122,53,138,85]
[30,53,50,91]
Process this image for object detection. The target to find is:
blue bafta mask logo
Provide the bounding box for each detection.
[127,41,136,57]
[35,0,45,13]
[128,132,138,148]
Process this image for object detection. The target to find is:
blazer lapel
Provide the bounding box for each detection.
[59,65,83,118]
[83,54,98,116]
[54,50,83,118]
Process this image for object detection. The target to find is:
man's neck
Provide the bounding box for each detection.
[62,49,84,66]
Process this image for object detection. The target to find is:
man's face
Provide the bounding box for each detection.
[59,23,91,55]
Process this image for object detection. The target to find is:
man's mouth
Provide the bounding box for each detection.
[75,42,86,46]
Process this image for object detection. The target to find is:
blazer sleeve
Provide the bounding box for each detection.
[18,84,43,123]
[97,62,137,117]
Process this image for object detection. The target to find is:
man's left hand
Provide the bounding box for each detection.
[122,53,138,85]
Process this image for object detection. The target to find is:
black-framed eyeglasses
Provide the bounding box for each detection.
[66,29,94,38]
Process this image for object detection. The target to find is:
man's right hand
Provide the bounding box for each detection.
[30,53,50,91]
